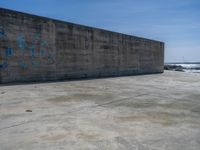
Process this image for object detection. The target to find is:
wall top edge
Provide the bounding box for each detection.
[0,7,164,44]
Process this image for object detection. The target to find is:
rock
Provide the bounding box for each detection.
[164,65,184,72]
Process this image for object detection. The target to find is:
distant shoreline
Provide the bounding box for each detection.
[165,62,200,64]
[164,63,200,73]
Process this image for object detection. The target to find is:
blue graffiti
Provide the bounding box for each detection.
[5,48,14,57]
[0,27,6,38]
[29,45,36,57]
[40,48,46,56]
[0,61,8,69]
[40,41,48,56]
[0,48,14,69]
[0,31,6,38]
[47,53,55,64]
[29,45,40,67]
[17,35,26,50]
[1,32,56,70]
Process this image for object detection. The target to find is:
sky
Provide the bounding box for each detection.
[0,0,200,62]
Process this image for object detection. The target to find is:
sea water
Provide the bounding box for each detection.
[167,63,200,73]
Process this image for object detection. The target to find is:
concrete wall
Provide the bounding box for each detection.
[0,8,164,83]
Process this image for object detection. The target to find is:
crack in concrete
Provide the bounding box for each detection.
[0,120,31,132]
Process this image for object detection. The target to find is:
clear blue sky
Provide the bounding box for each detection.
[1,0,200,62]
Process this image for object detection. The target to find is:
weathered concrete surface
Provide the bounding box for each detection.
[0,71,200,150]
[0,8,164,83]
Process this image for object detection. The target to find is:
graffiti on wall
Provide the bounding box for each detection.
[17,34,26,51]
[0,47,13,68]
[0,26,6,38]
[0,29,55,69]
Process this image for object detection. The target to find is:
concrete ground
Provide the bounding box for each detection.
[0,71,200,150]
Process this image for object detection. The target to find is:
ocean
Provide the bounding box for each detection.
[165,63,200,73]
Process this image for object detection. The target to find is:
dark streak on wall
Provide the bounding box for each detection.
[0,8,164,83]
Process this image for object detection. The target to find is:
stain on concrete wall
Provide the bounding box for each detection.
[0,8,164,83]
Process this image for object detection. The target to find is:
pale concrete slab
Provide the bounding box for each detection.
[0,71,200,150]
